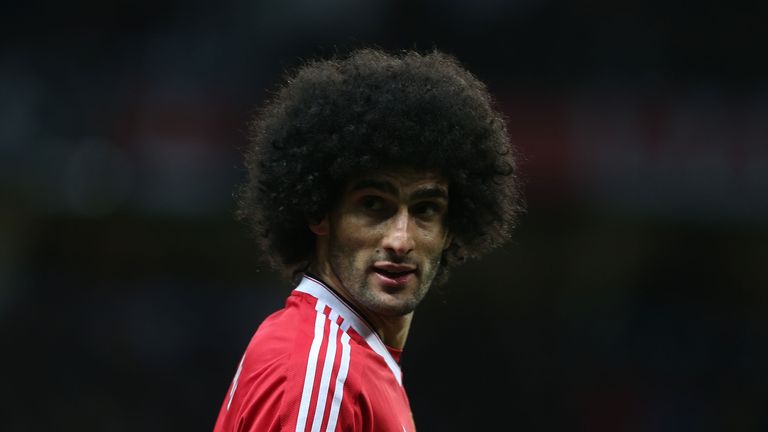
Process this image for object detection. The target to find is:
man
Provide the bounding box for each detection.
[214,48,523,431]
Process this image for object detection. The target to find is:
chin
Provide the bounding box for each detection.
[368,293,421,317]
[372,303,417,317]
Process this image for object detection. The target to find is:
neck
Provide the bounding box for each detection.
[371,312,413,350]
[307,265,413,350]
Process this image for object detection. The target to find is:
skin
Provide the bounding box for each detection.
[309,167,452,349]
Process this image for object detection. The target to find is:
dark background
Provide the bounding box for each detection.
[2,1,767,430]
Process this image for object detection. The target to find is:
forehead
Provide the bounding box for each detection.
[344,167,448,194]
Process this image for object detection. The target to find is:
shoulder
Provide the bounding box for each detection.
[214,288,411,431]
[214,291,326,431]
[216,295,371,431]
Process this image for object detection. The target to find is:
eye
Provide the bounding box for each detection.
[360,196,386,212]
[412,201,442,218]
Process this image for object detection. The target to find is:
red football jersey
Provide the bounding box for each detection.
[214,275,416,432]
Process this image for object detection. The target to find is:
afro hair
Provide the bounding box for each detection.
[237,48,524,282]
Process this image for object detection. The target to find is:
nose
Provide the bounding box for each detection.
[381,207,414,256]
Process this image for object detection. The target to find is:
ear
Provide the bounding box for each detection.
[308,216,329,236]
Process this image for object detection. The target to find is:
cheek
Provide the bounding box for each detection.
[331,218,379,258]
[418,227,448,252]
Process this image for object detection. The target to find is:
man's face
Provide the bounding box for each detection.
[315,167,450,318]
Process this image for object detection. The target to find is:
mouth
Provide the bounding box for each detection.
[371,262,417,286]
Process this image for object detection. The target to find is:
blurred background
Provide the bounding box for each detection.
[2,0,767,430]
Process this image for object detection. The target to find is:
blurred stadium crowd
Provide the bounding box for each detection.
[1,0,766,430]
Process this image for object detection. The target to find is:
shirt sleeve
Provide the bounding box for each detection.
[213,352,290,432]
[213,336,366,432]
[213,301,371,432]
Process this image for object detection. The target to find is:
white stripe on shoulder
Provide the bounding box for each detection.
[310,311,340,432]
[226,353,246,411]
[325,331,351,432]
[295,276,402,385]
[295,300,327,432]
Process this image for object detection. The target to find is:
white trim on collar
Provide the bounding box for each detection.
[295,275,403,386]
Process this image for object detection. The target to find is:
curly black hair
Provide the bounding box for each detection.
[238,48,524,283]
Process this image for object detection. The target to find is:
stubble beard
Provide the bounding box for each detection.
[328,240,441,318]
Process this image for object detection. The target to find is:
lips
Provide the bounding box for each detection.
[372,262,417,285]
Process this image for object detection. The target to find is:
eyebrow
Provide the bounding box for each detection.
[350,179,398,195]
[349,179,448,200]
[411,186,448,201]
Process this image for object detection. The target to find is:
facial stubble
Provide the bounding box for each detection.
[327,232,442,317]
